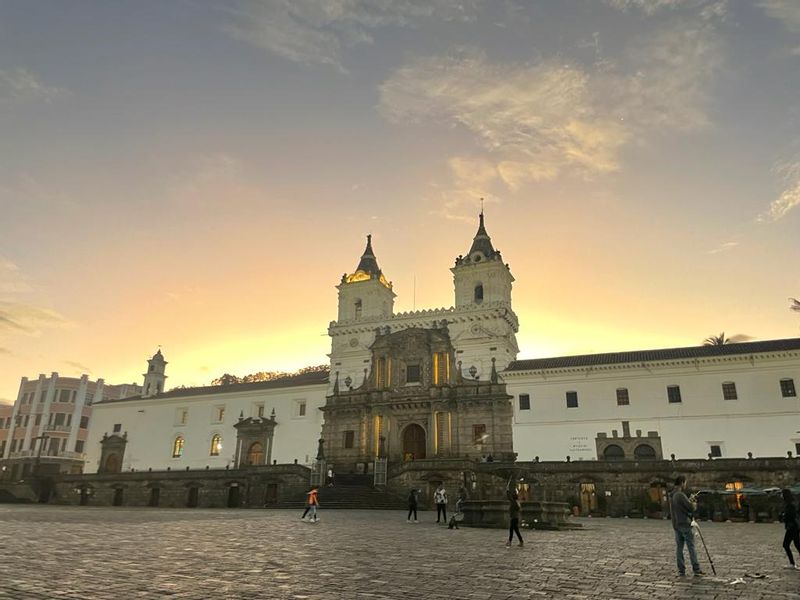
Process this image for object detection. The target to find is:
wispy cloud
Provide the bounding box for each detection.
[0,258,33,294]
[758,0,800,33]
[0,302,72,336]
[605,0,728,19]
[707,241,739,254]
[64,360,92,374]
[223,0,480,72]
[760,159,800,222]
[380,20,723,209]
[0,68,68,104]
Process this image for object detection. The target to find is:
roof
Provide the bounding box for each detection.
[467,211,497,259]
[355,234,382,277]
[506,338,800,372]
[96,369,330,404]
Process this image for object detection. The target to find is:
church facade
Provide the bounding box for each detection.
[81,214,800,477]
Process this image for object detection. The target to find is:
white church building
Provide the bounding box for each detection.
[85,215,800,473]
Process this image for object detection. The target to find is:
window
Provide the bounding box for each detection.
[566,391,578,408]
[343,430,355,449]
[473,424,487,445]
[210,434,222,456]
[172,436,184,458]
[634,444,656,459]
[34,414,41,426]
[722,382,737,400]
[0,441,5,455]
[616,388,630,406]
[175,408,189,426]
[406,364,421,384]
[667,385,682,403]
[298,401,306,417]
[38,392,45,403]
[66,415,72,427]
[519,394,530,410]
[213,406,225,423]
[10,439,17,452]
[75,440,84,454]
[709,444,722,458]
[603,444,625,460]
[780,378,797,398]
[80,416,89,429]
[112,423,122,433]
[474,284,484,304]
[795,442,800,456]
[23,415,29,426]
[255,403,265,418]
[354,299,362,320]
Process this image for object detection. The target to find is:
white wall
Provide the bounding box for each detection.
[506,354,800,461]
[85,383,327,472]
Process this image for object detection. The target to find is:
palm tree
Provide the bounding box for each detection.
[703,332,752,346]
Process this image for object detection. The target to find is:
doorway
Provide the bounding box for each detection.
[227,485,241,508]
[187,486,199,508]
[149,487,160,507]
[265,484,278,506]
[580,483,597,514]
[112,488,124,506]
[402,424,426,460]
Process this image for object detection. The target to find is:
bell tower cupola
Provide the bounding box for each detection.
[142,349,167,398]
[336,235,396,321]
[451,211,514,308]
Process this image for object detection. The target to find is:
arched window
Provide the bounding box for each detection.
[474,284,484,304]
[247,442,264,465]
[354,299,362,319]
[634,444,656,460]
[172,436,184,458]
[210,434,222,456]
[603,444,625,461]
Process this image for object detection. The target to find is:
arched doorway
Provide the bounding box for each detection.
[227,484,241,508]
[104,453,120,473]
[402,424,426,460]
[247,442,264,465]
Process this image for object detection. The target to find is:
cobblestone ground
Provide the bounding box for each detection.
[2,506,799,599]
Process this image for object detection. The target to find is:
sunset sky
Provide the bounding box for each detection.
[1,0,799,403]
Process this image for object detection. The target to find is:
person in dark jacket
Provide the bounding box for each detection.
[780,488,800,570]
[506,484,524,547]
[407,489,419,523]
[670,476,703,576]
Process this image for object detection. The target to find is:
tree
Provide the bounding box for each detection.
[703,332,752,346]
[211,365,329,386]
[211,373,242,386]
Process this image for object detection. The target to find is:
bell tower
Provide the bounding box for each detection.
[142,349,167,398]
[336,235,395,322]
[451,211,514,308]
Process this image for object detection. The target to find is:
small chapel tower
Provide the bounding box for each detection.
[336,235,396,321]
[451,211,514,308]
[142,349,167,398]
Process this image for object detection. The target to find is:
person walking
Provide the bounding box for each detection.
[780,488,800,570]
[670,476,703,576]
[506,483,524,547]
[407,488,419,523]
[326,467,334,487]
[456,485,468,514]
[434,483,448,524]
[301,486,320,522]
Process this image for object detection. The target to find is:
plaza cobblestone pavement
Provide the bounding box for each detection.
[1,505,799,599]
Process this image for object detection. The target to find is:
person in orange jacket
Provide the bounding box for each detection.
[301,486,320,522]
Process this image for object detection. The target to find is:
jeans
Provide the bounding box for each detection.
[407,506,417,520]
[436,503,447,523]
[302,505,317,520]
[674,527,700,573]
[783,528,800,565]
[508,517,523,544]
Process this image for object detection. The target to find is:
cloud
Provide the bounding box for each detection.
[0,347,11,355]
[707,241,739,254]
[0,302,72,336]
[759,159,800,222]
[64,360,92,374]
[0,258,33,294]
[758,0,800,33]
[223,0,480,71]
[0,68,68,104]
[380,23,723,199]
[604,0,728,19]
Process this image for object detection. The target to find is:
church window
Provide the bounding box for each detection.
[603,444,624,460]
[175,408,189,426]
[255,403,265,418]
[112,423,121,433]
[297,401,307,417]
[406,364,421,384]
[172,436,184,458]
[432,352,449,385]
[343,430,355,449]
[709,444,722,458]
[519,394,530,410]
[616,388,629,406]
[780,378,796,398]
[210,434,222,456]
[566,391,578,408]
[213,406,225,423]
[667,385,682,403]
[474,284,484,304]
[722,382,737,400]
[354,299,362,320]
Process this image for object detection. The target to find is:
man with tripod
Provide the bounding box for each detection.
[670,476,705,577]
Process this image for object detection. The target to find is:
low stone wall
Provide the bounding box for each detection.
[53,464,311,508]
[460,500,574,530]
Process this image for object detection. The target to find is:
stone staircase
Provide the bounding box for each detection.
[269,474,407,510]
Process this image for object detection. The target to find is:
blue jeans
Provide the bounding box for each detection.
[674,527,700,573]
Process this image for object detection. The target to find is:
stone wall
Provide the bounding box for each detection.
[52,464,311,508]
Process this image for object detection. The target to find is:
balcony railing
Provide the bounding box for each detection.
[42,425,71,433]
[6,450,84,460]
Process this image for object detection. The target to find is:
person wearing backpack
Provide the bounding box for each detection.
[780,488,800,570]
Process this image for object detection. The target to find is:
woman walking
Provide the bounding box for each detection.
[780,488,800,570]
[506,484,524,547]
[407,488,419,523]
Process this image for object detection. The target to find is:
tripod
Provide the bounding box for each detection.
[691,520,717,575]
